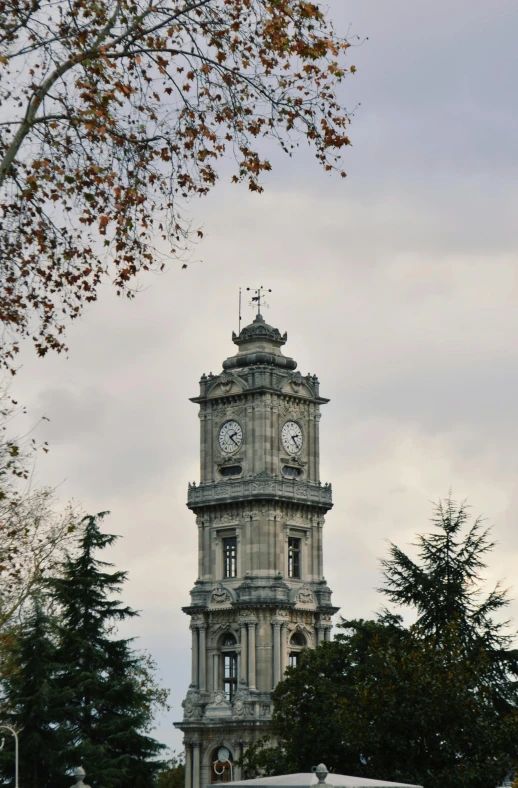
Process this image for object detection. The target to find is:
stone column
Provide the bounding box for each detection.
[213,653,219,691]
[324,626,331,642]
[199,625,207,691]
[280,623,287,676]
[192,743,200,788]
[272,621,281,686]
[240,622,248,684]
[316,626,324,645]
[248,622,256,689]
[191,626,198,687]
[184,743,192,788]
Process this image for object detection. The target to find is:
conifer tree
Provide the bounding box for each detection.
[0,599,70,788]
[50,512,165,788]
[380,493,518,707]
[380,494,508,644]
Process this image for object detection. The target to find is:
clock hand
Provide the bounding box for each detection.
[291,435,299,447]
[229,432,238,444]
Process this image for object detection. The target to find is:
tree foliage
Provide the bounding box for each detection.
[380,494,512,650]
[0,512,169,788]
[243,619,518,788]
[0,386,82,632]
[380,493,518,711]
[156,753,185,788]
[0,598,70,788]
[243,496,518,788]
[49,512,167,788]
[0,0,355,370]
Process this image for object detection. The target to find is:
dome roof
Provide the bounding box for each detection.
[223,313,297,371]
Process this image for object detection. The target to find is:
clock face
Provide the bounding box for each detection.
[218,746,230,763]
[281,420,303,455]
[219,420,243,454]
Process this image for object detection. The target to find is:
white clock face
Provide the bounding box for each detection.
[219,420,243,454]
[281,420,303,455]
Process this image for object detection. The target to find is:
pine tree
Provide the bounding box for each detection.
[380,493,510,647]
[0,599,70,788]
[50,512,165,788]
[379,493,518,707]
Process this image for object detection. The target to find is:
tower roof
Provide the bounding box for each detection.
[223,314,297,371]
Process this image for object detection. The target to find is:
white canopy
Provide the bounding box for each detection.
[225,769,422,788]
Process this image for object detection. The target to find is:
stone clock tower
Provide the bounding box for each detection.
[176,312,337,788]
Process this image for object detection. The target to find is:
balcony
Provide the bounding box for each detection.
[187,475,333,510]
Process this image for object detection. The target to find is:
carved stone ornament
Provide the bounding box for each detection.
[220,372,233,393]
[280,400,306,419]
[184,700,195,717]
[234,697,245,715]
[297,587,315,604]
[290,371,303,391]
[211,586,231,604]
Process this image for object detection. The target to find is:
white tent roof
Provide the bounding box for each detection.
[225,772,422,788]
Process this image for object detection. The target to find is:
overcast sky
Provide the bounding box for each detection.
[9,0,518,753]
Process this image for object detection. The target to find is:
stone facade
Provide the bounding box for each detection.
[175,314,338,788]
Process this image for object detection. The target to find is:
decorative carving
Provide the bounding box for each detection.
[297,587,315,605]
[280,400,307,419]
[290,371,303,392]
[212,401,244,419]
[211,586,231,604]
[219,373,233,393]
[188,476,332,509]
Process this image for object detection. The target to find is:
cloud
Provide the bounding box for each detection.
[8,0,518,752]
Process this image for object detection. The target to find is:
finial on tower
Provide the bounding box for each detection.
[246,286,272,317]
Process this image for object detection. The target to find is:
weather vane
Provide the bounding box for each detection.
[247,286,272,317]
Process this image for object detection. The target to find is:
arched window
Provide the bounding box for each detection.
[289,631,306,668]
[220,633,237,700]
[210,746,233,784]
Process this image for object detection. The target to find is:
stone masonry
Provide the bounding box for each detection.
[175,314,338,788]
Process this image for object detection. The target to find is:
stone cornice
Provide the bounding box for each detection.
[190,385,329,406]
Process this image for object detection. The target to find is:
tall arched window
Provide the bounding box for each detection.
[289,631,306,668]
[220,633,237,700]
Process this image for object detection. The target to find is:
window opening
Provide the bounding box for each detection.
[288,537,301,578]
[220,465,242,478]
[282,465,302,478]
[290,632,306,647]
[223,653,238,700]
[289,631,306,669]
[223,537,237,578]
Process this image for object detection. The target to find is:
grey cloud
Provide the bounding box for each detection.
[8,0,518,752]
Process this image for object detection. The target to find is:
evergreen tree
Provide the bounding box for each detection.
[242,617,518,788]
[380,493,518,706]
[380,494,508,643]
[242,495,518,788]
[0,599,70,788]
[50,512,165,788]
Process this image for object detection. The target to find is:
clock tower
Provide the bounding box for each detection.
[176,311,337,788]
